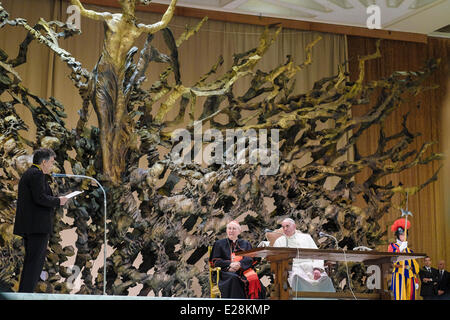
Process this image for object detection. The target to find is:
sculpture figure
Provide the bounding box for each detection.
[70,0,178,184]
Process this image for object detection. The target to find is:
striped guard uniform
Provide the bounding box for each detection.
[388,242,420,300]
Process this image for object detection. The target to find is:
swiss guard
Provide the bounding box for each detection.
[388,218,420,300]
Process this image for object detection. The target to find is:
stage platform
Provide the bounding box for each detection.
[0,292,215,300]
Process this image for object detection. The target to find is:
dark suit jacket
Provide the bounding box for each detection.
[13,166,60,236]
[419,267,439,297]
[438,270,450,293]
[209,238,254,272]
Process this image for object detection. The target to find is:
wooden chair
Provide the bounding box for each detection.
[208,246,221,298]
[265,228,283,246]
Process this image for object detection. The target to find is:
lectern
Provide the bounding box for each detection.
[236,247,426,300]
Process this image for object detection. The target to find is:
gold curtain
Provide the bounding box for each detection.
[347,36,450,270]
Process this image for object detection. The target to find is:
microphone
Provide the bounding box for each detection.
[52,172,108,296]
[51,173,106,195]
[319,231,339,249]
[52,173,68,177]
[52,173,89,178]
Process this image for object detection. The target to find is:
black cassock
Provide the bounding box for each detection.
[209,238,265,299]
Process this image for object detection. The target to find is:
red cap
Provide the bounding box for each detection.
[391,218,411,233]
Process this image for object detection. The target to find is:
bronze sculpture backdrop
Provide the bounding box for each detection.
[0,0,443,296]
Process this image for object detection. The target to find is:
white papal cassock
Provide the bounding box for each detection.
[273,231,335,294]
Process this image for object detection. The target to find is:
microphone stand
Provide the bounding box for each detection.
[319,232,339,250]
[52,173,108,295]
[319,231,357,300]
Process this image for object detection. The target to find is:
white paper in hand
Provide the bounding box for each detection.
[65,191,83,199]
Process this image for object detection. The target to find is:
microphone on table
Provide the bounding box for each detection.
[52,172,108,296]
[319,231,339,250]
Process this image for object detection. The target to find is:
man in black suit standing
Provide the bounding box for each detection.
[418,256,439,300]
[13,148,68,293]
[437,260,450,300]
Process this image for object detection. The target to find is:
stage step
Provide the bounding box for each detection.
[0,292,212,300]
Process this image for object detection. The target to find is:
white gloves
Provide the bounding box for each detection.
[415,283,419,290]
[399,241,408,252]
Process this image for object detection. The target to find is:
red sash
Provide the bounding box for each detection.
[231,253,261,299]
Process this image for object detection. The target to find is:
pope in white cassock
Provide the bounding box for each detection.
[273,218,336,295]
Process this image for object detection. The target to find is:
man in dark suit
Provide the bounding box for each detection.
[437,260,450,300]
[13,148,68,293]
[418,256,439,300]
